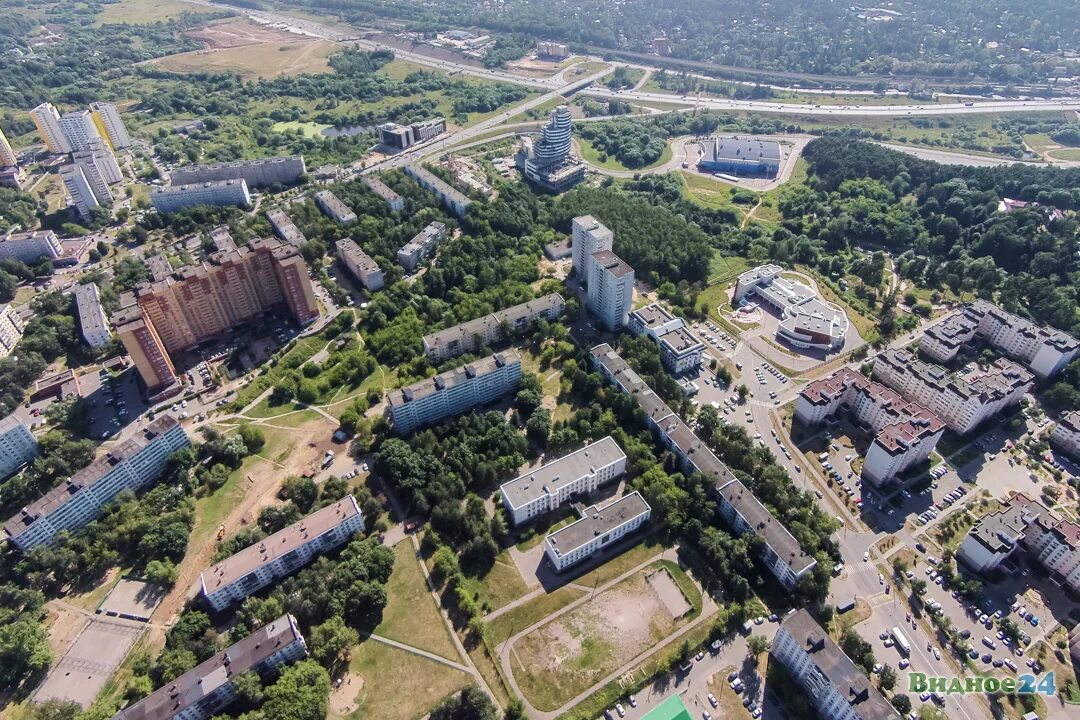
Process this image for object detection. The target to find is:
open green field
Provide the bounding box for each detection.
[153,38,339,79]
[335,640,470,720]
[95,0,220,25]
[273,120,331,138]
[457,550,530,613]
[375,541,461,661]
[510,564,699,711]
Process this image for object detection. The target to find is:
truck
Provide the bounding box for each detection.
[891,627,911,656]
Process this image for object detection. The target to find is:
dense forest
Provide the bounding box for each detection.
[286,0,1079,82]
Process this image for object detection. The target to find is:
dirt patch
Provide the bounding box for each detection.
[329,671,365,716]
[43,604,91,659]
[646,568,692,618]
[184,18,302,49]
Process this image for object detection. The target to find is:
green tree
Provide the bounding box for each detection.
[747,635,769,657]
[259,660,330,720]
[238,425,266,453]
[309,616,359,668]
[879,664,897,691]
[892,694,912,715]
[0,617,52,690]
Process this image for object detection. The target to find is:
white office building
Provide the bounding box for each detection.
[30,102,72,155]
[363,176,403,212]
[60,165,102,219]
[0,304,24,357]
[921,300,1079,379]
[0,230,63,265]
[772,610,902,720]
[3,416,190,551]
[628,303,705,376]
[545,492,651,572]
[0,415,37,480]
[387,350,521,434]
[397,221,446,271]
[89,101,132,149]
[733,265,848,351]
[796,368,944,486]
[336,238,384,291]
[873,349,1032,435]
[72,282,112,347]
[151,179,251,213]
[200,496,365,611]
[1051,411,1080,459]
[59,110,104,153]
[500,437,626,525]
[423,293,564,363]
[571,215,613,285]
[587,250,634,331]
[404,165,472,218]
[314,190,357,225]
[116,614,307,720]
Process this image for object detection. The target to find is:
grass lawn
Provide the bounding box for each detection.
[458,550,530,613]
[487,586,586,647]
[259,409,327,430]
[153,39,338,79]
[1047,147,1080,161]
[273,120,331,138]
[378,59,432,81]
[245,396,307,419]
[338,640,470,720]
[579,138,673,172]
[577,536,665,587]
[375,541,461,662]
[95,0,219,25]
[708,254,753,284]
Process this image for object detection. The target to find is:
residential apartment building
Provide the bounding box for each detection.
[151,180,251,213]
[200,496,365,611]
[873,349,1032,435]
[89,101,132,149]
[208,225,237,252]
[590,344,816,590]
[537,41,570,59]
[60,165,101,219]
[404,165,472,218]
[570,215,613,284]
[957,493,1080,592]
[0,415,38,480]
[0,128,17,168]
[500,436,626,525]
[335,238,383,291]
[115,614,307,720]
[587,250,634,331]
[265,208,306,247]
[363,176,403,212]
[515,105,586,192]
[114,238,318,391]
[387,350,521,435]
[545,492,651,572]
[772,610,901,720]
[0,167,23,191]
[422,293,564,363]
[30,102,72,154]
[1051,411,1080,459]
[58,110,104,153]
[397,221,446,271]
[0,304,23,357]
[169,155,306,188]
[314,190,357,225]
[72,282,112,347]
[921,300,1079,379]
[796,368,944,486]
[0,230,63,265]
[628,303,705,376]
[3,416,190,551]
[74,139,123,185]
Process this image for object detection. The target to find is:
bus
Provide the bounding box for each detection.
[714,173,741,183]
[891,627,911,656]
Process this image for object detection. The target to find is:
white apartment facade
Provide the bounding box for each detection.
[796,368,944,486]
[363,176,403,212]
[397,221,446,271]
[921,300,1079,379]
[2,417,190,550]
[772,610,902,720]
[336,238,384,291]
[201,496,365,611]
[72,282,112,347]
[587,250,634,331]
[387,351,521,434]
[0,304,24,356]
[628,303,704,376]
[314,190,357,225]
[74,139,123,185]
[544,492,651,572]
[169,155,306,188]
[0,128,16,168]
[30,103,71,154]
[89,101,132,149]
[873,349,1031,435]
[403,164,472,218]
[422,293,564,363]
[500,437,626,525]
[0,415,37,480]
[60,165,101,219]
[151,179,252,213]
[1051,411,1080,459]
[0,230,63,265]
[58,110,104,153]
[571,215,613,285]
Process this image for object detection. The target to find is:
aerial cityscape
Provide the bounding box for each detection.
[0,2,1078,720]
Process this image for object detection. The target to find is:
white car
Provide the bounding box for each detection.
[863,551,869,562]
[707,694,718,708]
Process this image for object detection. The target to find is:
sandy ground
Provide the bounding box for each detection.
[329,672,365,716]
[184,17,303,48]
